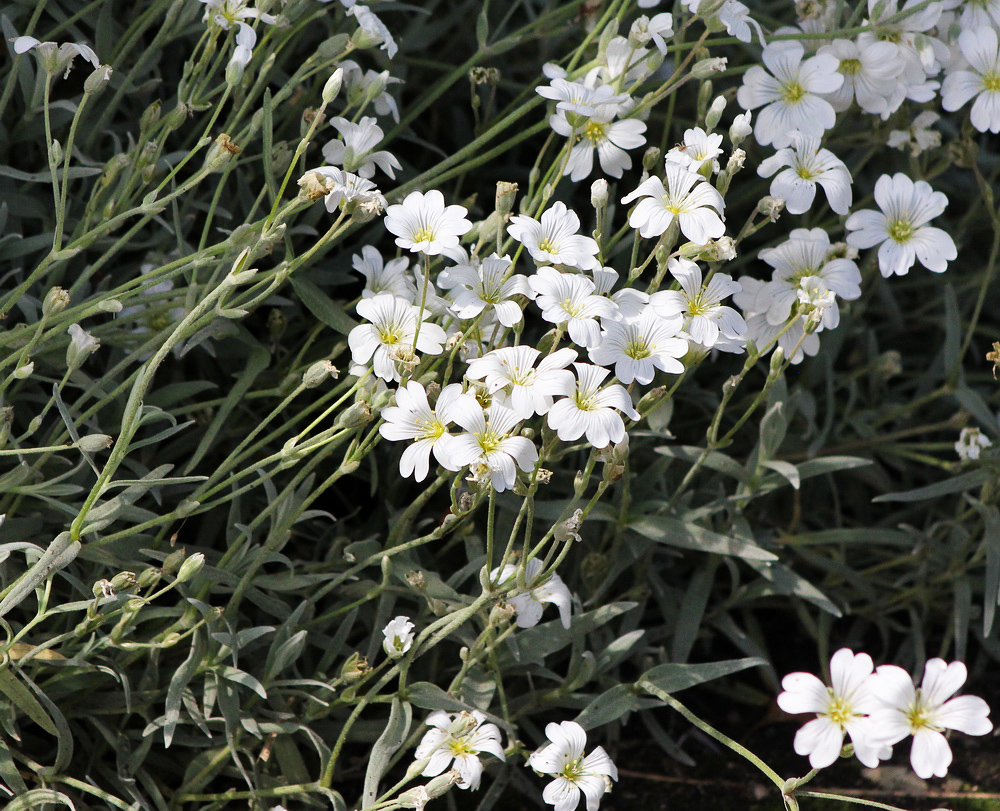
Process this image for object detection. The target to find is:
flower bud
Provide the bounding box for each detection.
[161,547,187,575]
[49,139,63,165]
[175,499,200,518]
[337,401,373,430]
[137,567,160,589]
[636,385,667,414]
[76,433,113,452]
[768,346,785,379]
[66,323,100,370]
[100,298,124,313]
[302,360,340,388]
[705,95,727,130]
[164,103,189,132]
[84,64,112,96]
[322,67,344,104]
[13,363,33,380]
[690,57,727,80]
[176,552,206,583]
[495,181,518,217]
[729,111,752,146]
[140,100,161,132]
[642,146,662,172]
[110,571,138,592]
[590,178,608,210]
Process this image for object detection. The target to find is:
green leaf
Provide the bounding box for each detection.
[291,276,358,336]
[5,789,75,810]
[654,445,748,483]
[638,657,766,694]
[362,697,411,806]
[628,517,777,561]
[0,669,58,736]
[872,469,991,502]
[0,532,80,617]
[505,602,637,663]
[574,684,643,729]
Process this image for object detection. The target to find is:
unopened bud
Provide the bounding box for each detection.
[340,651,370,683]
[13,363,33,380]
[164,103,188,132]
[162,547,187,575]
[49,140,63,165]
[705,95,727,130]
[691,57,727,80]
[302,360,340,388]
[76,433,113,452]
[642,146,662,172]
[140,100,161,132]
[337,401,373,429]
[729,111,752,146]
[495,181,518,217]
[769,346,785,378]
[322,67,344,104]
[84,64,113,96]
[636,385,667,414]
[110,571,138,592]
[591,178,609,209]
[176,552,205,582]
[137,567,160,589]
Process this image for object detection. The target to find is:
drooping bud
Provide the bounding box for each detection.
[76,433,113,452]
[84,64,113,96]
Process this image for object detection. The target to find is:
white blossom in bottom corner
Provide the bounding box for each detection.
[529,721,618,811]
[867,659,993,779]
[413,710,506,790]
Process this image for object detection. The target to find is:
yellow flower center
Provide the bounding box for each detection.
[887,219,914,243]
[559,757,585,782]
[624,338,651,359]
[796,166,815,179]
[781,81,806,103]
[840,59,862,76]
[413,227,435,243]
[583,120,607,145]
[538,237,557,253]
[984,72,1000,92]
[825,692,853,727]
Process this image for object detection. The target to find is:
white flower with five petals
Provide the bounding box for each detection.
[466,346,577,419]
[621,162,726,244]
[384,191,473,258]
[414,711,505,791]
[648,258,746,348]
[547,363,639,448]
[757,132,852,215]
[529,268,618,348]
[529,721,618,811]
[491,558,573,629]
[508,203,601,270]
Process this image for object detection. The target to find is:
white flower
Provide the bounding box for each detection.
[508,203,601,270]
[717,0,765,44]
[348,5,398,59]
[322,116,402,179]
[547,363,639,448]
[590,267,649,321]
[647,258,746,348]
[414,710,505,790]
[382,616,415,658]
[384,190,473,258]
[734,278,820,365]
[956,0,1000,30]
[756,228,861,331]
[942,28,1000,134]
[887,111,941,156]
[736,41,843,148]
[868,659,993,779]
[757,131,852,215]
[589,309,687,384]
[528,267,618,348]
[817,38,904,116]
[955,427,993,461]
[776,648,888,769]
[379,382,476,480]
[621,162,726,245]
[665,127,724,174]
[437,254,532,327]
[550,112,647,182]
[644,13,675,54]
[466,346,577,419]
[349,294,447,382]
[529,721,618,811]
[448,402,538,493]
[491,558,574,629]
[339,60,402,122]
[13,35,99,78]
[307,166,386,213]
[353,245,416,300]
[198,0,276,28]
[845,173,957,277]
[536,79,629,120]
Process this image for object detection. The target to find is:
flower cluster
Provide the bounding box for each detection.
[779,649,993,779]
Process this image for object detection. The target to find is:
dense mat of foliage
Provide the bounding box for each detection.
[0,0,998,808]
